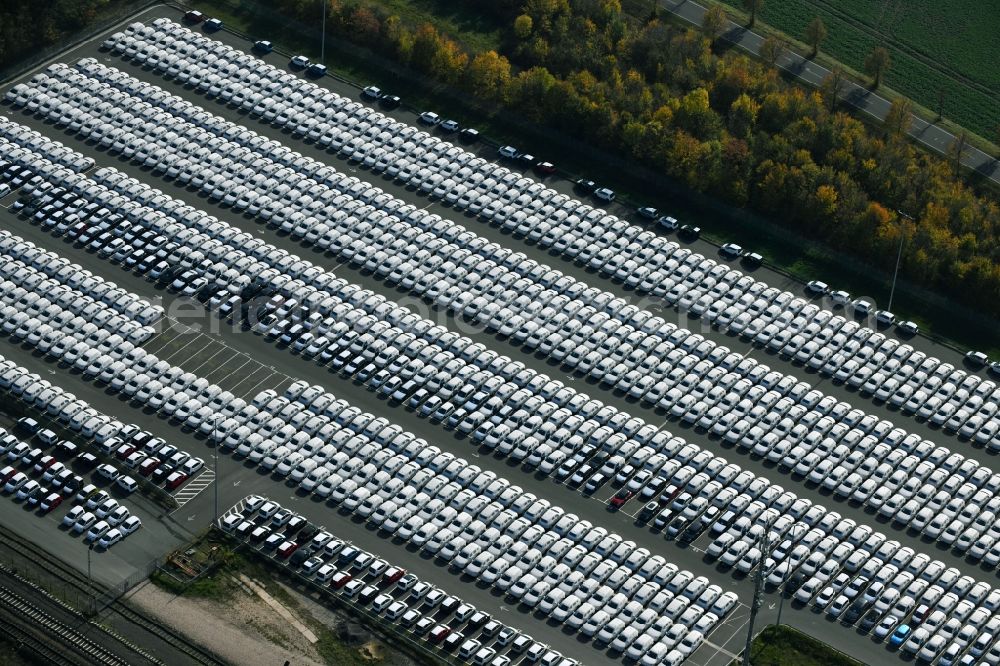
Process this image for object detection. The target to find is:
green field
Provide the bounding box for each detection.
[716,0,1000,140]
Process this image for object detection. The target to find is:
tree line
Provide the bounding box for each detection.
[0,0,118,71]
[6,0,997,317]
[298,0,995,315]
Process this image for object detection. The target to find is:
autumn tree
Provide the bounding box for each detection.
[759,35,785,67]
[728,93,760,138]
[864,46,891,88]
[883,98,912,140]
[701,6,728,44]
[465,50,513,103]
[409,23,443,72]
[804,16,827,57]
[743,0,763,28]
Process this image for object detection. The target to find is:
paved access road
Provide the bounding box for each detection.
[659,0,1000,184]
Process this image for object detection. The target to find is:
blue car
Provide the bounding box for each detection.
[889,624,911,647]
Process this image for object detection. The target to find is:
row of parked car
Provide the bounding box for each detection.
[222,496,581,666]
[9,119,1000,664]
[15,52,997,567]
[0,409,143,550]
[13,46,995,490]
[0,131,740,657]
[81,17,1000,442]
[0,39,996,660]
[20,46,996,472]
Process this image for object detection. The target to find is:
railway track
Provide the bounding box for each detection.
[0,603,82,666]
[0,529,224,666]
[0,584,130,666]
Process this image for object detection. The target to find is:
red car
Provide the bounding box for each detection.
[383,566,406,585]
[138,458,160,476]
[609,489,634,508]
[1,465,18,484]
[534,161,557,175]
[183,10,204,22]
[277,541,298,558]
[40,493,62,513]
[115,443,136,460]
[165,471,188,490]
[330,571,353,589]
[429,625,451,643]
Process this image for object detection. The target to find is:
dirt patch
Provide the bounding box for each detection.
[127,578,325,666]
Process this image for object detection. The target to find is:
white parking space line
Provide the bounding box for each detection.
[233,369,287,402]
[186,347,239,377]
[203,355,254,385]
[158,331,212,364]
[141,320,188,354]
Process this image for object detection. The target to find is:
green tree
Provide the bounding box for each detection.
[743,0,763,28]
[513,14,533,39]
[674,87,720,139]
[864,45,891,88]
[701,5,728,44]
[804,16,827,57]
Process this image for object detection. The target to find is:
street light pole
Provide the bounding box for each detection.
[742,529,773,665]
[86,544,93,614]
[213,414,220,526]
[320,0,326,65]
[774,524,805,629]
[887,210,913,313]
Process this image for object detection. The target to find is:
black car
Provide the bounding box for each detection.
[575,178,597,194]
[150,465,173,485]
[858,609,881,633]
[637,501,660,522]
[253,40,273,53]
[297,523,320,543]
[459,127,479,142]
[742,252,764,269]
[16,417,39,435]
[516,153,537,169]
[288,549,310,567]
[664,517,689,540]
[785,572,807,594]
[679,224,701,240]
[380,95,401,109]
[842,601,865,625]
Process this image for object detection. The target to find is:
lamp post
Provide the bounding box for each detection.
[742,529,774,665]
[774,524,807,629]
[86,544,94,614]
[213,414,220,526]
[320,0,326,65]
[887,210,913,313]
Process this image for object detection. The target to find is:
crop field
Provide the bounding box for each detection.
[717,0,1000,139]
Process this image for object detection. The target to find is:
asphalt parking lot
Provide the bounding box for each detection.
[0,5,995,666]
[3,28,996,588]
